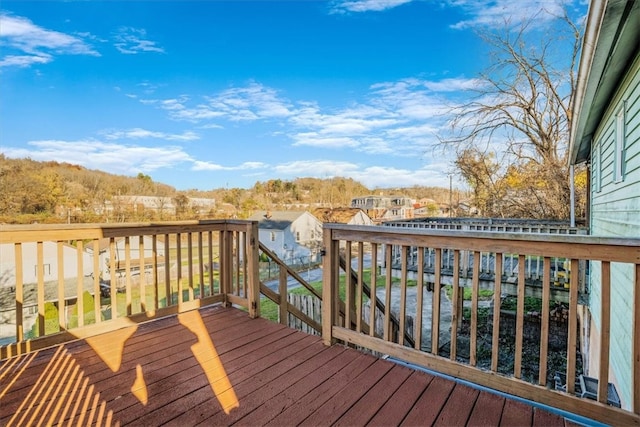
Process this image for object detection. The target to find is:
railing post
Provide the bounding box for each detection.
[245,222,260,318]
[279,267,288,325]
[322,227,338,346]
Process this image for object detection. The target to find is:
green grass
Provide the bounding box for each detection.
[444,285,494,301]
[259,268,417,322]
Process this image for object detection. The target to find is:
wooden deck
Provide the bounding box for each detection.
[1,306,582,426]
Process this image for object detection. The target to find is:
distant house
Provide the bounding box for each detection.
[311,207,374,226]
[248,211,323,265]
[569,0,639,409]
[350,195,415,223]
[0,241,93,287]
[414,198,440,218]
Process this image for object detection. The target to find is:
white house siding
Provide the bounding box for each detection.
[588,53,640,408]
[288,212,324,263]
[251,211,323,265]
[0,242,93,286]
[96,236,166,277]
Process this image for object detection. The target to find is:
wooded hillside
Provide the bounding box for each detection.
[0,155,454,224]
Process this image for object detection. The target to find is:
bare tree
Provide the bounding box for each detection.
[442,12,583,219]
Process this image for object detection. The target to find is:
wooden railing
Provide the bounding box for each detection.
[256,242,413,343]
[258,242,323,333]
[3,219,640,424]
[321,223,640,426]
[0,220,260,359]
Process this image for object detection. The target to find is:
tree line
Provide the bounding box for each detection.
[0,155,456,224]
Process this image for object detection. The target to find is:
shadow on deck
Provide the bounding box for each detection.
[1,306,584,426]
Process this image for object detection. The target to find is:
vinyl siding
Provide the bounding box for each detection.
[588,53,640,408]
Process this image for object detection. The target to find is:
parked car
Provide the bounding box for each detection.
[99,280,125,297]
[99,281,111,298]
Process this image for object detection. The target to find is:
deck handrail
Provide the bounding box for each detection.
[0,220,261,359]
[321,223,640,426]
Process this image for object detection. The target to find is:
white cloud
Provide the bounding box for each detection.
[0,14,99,68]
[274,160,360,177]
[3,140,191,174]
[113,27,164,54]
[206,82,293,121]
[151,82,293,123]
[192,161,267,171]
[139,77,466,156]
[268,160,454,189]
[330,0,413,13]
[291,133,361,148]
[102,128,200,141]
[330,0,572,31]
[448,0,571,30]
[351,164,452,188]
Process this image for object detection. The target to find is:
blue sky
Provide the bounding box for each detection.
[0,0,586,191]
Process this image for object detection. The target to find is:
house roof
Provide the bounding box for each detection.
[247,211,308,230]
[310,207,366,223]
[569,0,640,165]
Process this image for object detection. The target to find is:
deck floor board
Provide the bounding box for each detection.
[0,306,577,426]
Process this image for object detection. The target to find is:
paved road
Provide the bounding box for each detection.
[264,254,374,293]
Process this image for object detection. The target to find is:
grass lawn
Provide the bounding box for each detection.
[259,269,417,322]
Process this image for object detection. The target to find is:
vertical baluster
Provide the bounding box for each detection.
[139,236,145,312]
[109,237,118,319]
[57,241,65,331]
[514,254,526,378]
[432,248,442,355]
[15,243,24,342]
[164,234,171,307]
[93,240,101,323]
[450,249,460,361]
[197,232,204,299]
[470,251,480,366]
[598,261,611,404]
[384,246,392,341]
[124,236,132,315]
[415,246,424,351]
[207,231,214,296]
[242,231,248,298]
[566,258,579,394]
[232,230,237,296]
[76,240,84,328]
[279,266,288,326]
[539,257,551,386]
[187,233,194,301]
[399,246,407,346]
[356,242,364,333]
[491,252,503,372]
[369,243,378,338]
[176,233,183,307]
[345,241,353,330]
[152,235,158,310]
[37,242,45,336]
[235,231,241,296]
